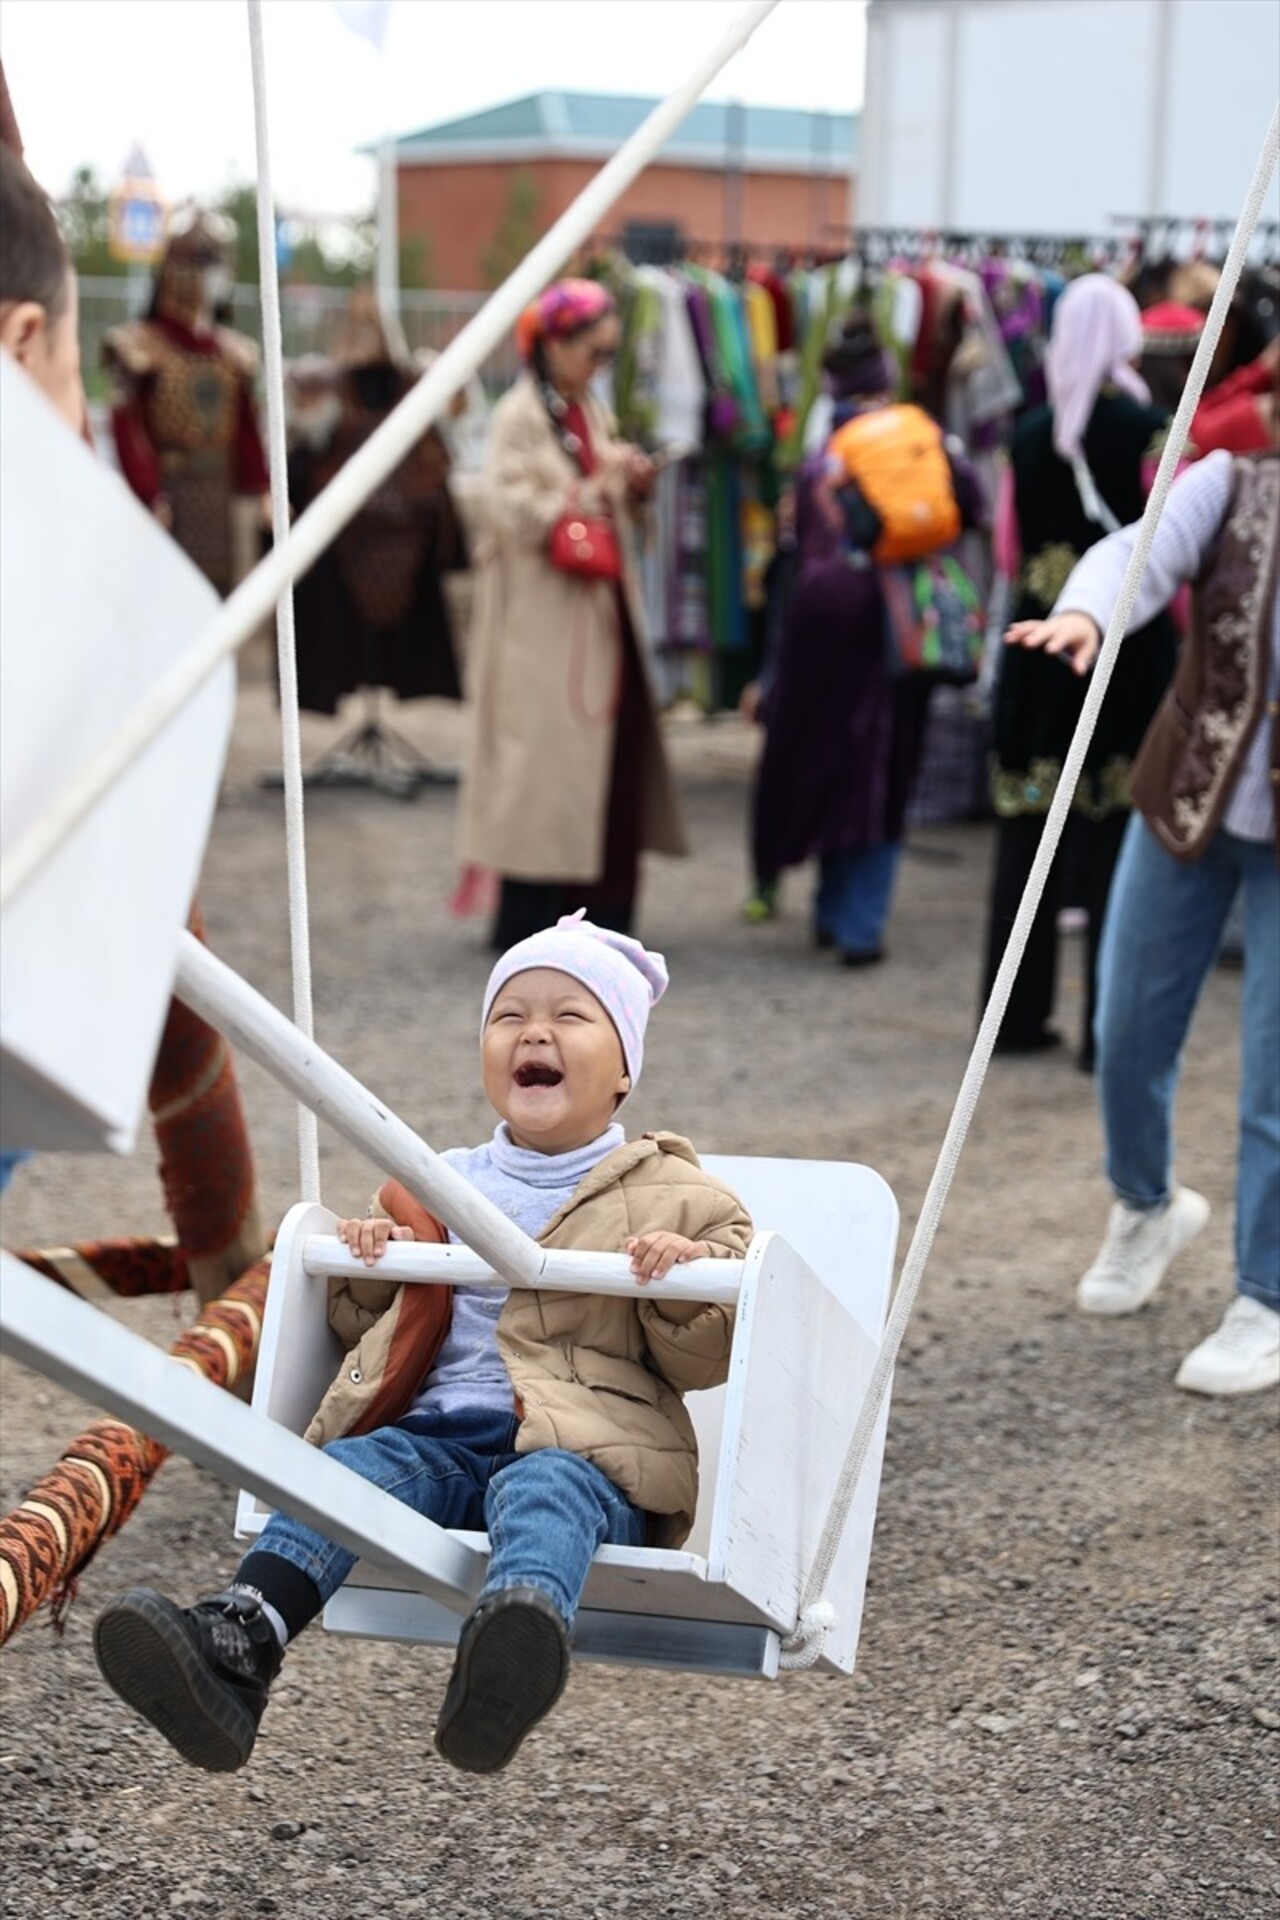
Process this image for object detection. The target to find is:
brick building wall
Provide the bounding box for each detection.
[398,159,854,290]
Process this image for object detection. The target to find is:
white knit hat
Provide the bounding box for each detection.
[480,910,669,1089]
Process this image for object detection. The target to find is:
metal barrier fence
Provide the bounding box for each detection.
[76,278,521,398]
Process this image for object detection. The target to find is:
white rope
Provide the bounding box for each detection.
[247,0,321,1202]
[780,103,1280,1672]
[0,0,781,913]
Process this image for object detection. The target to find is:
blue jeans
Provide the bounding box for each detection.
[0,1150,31,1193]
[251,1405,646,1625]
[815,842,903,955]
[1095,816,1280,1310]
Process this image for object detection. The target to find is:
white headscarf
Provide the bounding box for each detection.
[1045,275,1150,531]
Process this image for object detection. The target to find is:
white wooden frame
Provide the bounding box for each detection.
[237,1156,897,1679]
[0,911,897,1682]
[0,1252,487,1610]
[0,361,234,1156]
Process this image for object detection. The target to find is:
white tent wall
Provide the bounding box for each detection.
[859,0,1280,236]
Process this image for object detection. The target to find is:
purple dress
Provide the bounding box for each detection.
[750,457,935,887]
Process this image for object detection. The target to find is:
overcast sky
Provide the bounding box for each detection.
[1,0,867,218]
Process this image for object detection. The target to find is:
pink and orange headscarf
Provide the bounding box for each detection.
[516,278,615,364]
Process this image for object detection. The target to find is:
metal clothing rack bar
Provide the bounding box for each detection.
[1108,215,1280,264]
[850,225,1126,251]
[593,221,1280,269]
[585,231,848,269]
[1111,215,1280,237]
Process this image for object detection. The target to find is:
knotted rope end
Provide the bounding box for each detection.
[778,1597,838,1671]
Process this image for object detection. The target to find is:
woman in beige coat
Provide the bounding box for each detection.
[460,279,687,949]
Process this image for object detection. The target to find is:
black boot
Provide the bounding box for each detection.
[93,1586,283,1773]
[434,1586,570,1775]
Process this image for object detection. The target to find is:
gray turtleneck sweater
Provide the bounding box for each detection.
[406,1120,625,1420]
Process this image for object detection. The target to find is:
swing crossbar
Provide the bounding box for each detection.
[303,1235,744,1305]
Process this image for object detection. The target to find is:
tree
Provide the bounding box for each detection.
[57,166,121,278]
[55,163,396,294]
[480,170,541,290]
[398,232,433,292]
[214,182,262,285]
[214,182,393,291]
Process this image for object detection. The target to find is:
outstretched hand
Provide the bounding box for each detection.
[1004,612,1103,677]
[625,1232,712,1285]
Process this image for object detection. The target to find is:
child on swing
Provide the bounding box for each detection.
[94,915,753,1776]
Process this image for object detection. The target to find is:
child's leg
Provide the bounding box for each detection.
[238,1418,504,1638]
[94,1409,515,1772]
[435,1450,645,1776]
[482,1446,646,1622]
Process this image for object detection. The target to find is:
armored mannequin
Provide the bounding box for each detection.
[104,210,269,594]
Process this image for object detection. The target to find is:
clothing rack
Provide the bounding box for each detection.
[1110,215,1280,257]
[850,219,1279,267]
[585,232,848,272]
[847,227,1135,267]
[590,222,1280,273]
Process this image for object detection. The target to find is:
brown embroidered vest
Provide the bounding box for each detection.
[1129,453,1280,863]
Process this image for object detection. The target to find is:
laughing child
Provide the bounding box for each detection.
[94,914,753,1776]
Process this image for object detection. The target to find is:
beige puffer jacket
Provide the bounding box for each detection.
[305,1134,753,1546]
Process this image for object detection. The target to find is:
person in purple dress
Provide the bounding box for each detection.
[744,314,984,965]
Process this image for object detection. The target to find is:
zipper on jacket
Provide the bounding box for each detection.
[560,1339,582,1385]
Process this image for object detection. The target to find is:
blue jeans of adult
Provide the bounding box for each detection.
[0,1150,31,1193]
[1095,816,1280,1310]
[250,1405,647,1626]
[815,842,903,956]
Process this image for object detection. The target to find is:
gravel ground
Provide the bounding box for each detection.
[1,662,1277,1920]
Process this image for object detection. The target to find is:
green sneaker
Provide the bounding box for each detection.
[742,884,778,924]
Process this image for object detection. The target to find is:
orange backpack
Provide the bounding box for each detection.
[826,404,961,565]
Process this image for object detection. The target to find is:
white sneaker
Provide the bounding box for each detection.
[1175,1297,1280,1397]
[1076,1187,1211,1316]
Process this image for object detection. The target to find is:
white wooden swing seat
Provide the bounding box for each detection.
[237,1157,897,1679]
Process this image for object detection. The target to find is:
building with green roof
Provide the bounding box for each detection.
[391,89,858,289]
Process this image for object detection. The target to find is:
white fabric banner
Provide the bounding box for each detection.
[331,0,393,50]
